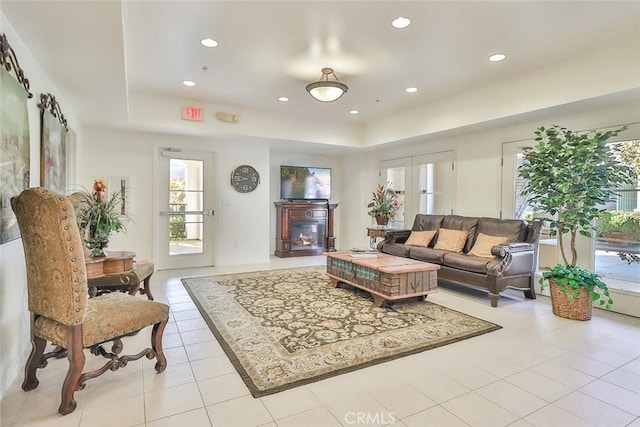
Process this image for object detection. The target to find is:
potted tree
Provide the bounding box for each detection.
[519,125,636,320]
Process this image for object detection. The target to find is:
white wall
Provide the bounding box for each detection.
[364,40,640,146]
[0,14,80,398]
[129,92,363,148]
[80,127,273,267]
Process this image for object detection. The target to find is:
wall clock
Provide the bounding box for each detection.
[231,165,260,193]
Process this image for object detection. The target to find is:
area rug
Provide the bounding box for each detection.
[181,266,501,397]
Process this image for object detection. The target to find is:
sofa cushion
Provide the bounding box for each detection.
[411,215,444,234]
[475,217,527,245]
[440,215,479,252]
[434,228,468,252]
[443,253,490,274]
[469,233,509,258]
[381,242,410,257]
[408,246,450,264]
[405,230,437,247]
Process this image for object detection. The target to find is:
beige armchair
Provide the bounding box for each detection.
[11,188,169,415]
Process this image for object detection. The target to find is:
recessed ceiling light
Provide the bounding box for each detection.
[349,110,359,115]
[405,87,418,93]
[488,53,506,62]
[278,96,290,102]
[391,16,411,29]
[182,80,196,87]
[200,38,218,48]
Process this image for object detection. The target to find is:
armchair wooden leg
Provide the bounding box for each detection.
[22,334,46,392]
[59,325,85,415]
[151,320,167,373]
[142,275,154,301]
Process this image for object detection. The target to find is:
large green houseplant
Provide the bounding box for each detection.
[519,125,636,319]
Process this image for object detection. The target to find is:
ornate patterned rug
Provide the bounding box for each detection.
[181,266,501,397]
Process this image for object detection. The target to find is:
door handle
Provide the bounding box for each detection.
[159,209,214,216]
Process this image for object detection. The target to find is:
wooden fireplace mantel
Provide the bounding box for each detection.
[275,200,338,257]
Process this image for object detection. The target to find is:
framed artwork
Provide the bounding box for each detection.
[39,93,69,193]
[108,175,130,216]
[0,33,33,245]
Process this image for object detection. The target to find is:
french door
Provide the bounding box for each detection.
[155,149,215,269]
[380,151,454,229]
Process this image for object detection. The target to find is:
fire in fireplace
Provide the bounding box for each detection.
[294,233,316,246]
[291,221,325,251]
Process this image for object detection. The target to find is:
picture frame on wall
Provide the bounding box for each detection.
[0,33,33,245]
[38,93,69,194]
[108,175,130,217]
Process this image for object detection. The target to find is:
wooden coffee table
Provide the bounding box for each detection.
[325,252,439,307]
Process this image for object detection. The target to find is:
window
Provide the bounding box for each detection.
[594,139,640,293]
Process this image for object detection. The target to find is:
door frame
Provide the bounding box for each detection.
[153,147,216,270]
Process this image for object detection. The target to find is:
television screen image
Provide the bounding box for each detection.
[280,166,331,200]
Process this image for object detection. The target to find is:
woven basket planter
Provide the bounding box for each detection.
[550,281,592,321]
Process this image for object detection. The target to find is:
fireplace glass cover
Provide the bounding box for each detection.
[291,220,326,251]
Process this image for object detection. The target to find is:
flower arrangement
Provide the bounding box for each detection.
[367,184,399,224]
[74,178,126,257]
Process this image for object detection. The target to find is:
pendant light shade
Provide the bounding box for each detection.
[306,68,348,102]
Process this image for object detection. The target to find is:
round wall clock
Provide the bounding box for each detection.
[231,165,260,193]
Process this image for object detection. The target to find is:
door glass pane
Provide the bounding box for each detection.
[169,158,204,255]
[513,153,533,220]
[507,145,557,270]
[386,167,406,229]
[417,163,436,214]
[413,152,454,216]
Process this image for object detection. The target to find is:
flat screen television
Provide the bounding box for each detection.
[280,165,331,200]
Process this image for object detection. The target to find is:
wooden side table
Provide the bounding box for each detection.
[367,227,390,249]
[87,251,155,300]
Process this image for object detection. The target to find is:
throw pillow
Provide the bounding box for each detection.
[405,230,437,247]
[469,233,509,258]
[434,228,469,252]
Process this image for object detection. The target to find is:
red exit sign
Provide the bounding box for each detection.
[182,106,203,121]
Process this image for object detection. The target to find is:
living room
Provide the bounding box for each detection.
[1,1,639,426]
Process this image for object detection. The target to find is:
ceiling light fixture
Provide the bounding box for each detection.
[349,110,359,115]
[278,96,290,102]
[182,80,196,87]
[391,16,411,29]
[305,68,348,102]
[200,38,218,48]
[488,53,506,62]
[405,87,418,93]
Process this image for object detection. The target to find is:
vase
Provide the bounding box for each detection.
[375,215,389,226]
[92,240,109,258]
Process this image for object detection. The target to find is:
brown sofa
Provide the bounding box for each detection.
[378,214,542,307]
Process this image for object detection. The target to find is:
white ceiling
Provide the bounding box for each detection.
[2,1,640,144]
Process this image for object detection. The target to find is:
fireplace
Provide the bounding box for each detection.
[275,201,338,257]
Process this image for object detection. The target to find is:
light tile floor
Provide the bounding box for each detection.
[2,256,639,427]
